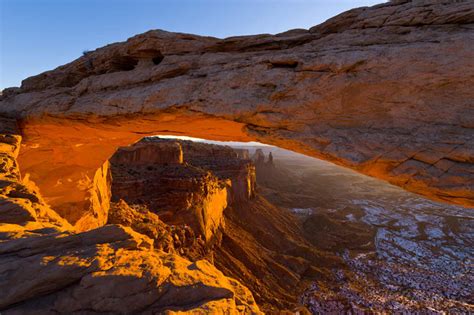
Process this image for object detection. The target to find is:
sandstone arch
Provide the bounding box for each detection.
[1,0,473,228]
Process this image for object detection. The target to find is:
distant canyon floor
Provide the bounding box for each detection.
[249,145,473,313]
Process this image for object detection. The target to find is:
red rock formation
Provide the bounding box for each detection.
[108,199,210,260]
[178,140,256,201]
[252,149,291,190]
[109,138,256,243]
[107,138,342,312]
[234,148,250,160]
[216,195,342,312]
[0,1,473,312]
[0,125,262,314]
[111,140,183,165]
[0,0,472,216]
[0,118,71,229]
[0,224,262,314]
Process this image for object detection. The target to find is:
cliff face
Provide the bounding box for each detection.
[111,140,183,165]
[178,140,256,202]
[0,118,70,229]
[107,138,343,312]
[0,126,262,314]
[0,0,472,213]
[109,138,256,243]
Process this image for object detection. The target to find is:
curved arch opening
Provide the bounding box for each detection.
[9,113,473,312]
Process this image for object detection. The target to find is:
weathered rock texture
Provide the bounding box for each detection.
[107,139,341,312]
[110,138,256,243]
[108,199,210,260]
[216,195,342,312]
[0,224,262,314]
[178,139,256,202]
[0,0,472,212]
[0,118,71,229]
[0,126,262,314]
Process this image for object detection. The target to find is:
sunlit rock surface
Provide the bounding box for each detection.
[0,0,473,313]
[0,128,262,314]
[108,199,210,260]
[108,138,342,312]
[109,138,256,242]
[0,118,70,229]
[0,224,262,314]
[0,0,472,213]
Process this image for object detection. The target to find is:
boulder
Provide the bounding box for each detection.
[0,224,262,314]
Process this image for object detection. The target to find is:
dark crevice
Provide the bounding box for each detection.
[152,55,165,65]
[109,56,139,72]
[269,60,299,69]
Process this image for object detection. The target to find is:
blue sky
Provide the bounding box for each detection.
[1,0,383,89]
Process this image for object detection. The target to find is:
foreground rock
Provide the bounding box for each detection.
[0,224,261,314]
[0,0,472,216]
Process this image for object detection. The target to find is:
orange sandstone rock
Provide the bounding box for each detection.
[1,1,472,210]
[0,123,262,314]
[0,119,71,229]
[0,224,262,314]
[109,138,257,242]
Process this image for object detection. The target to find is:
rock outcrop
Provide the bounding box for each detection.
[0,224,262,314]
[215,195,342,312]
[0,1,473,312]
[0,118,70,230]
[252,149,296,191]
[0,0,472,215]
[108,199,209,259]
[177,139,256,202]
[109,138,256,243]
[107,138,341,312]
[0,126,262,314]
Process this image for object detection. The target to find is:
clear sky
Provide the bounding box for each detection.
[1,0,383,90]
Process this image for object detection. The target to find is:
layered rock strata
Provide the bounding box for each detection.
[109,138,256,243]
[0,128,262,314]
[107,138,341,312]
[177,139,256,202]
[0,0,472,214]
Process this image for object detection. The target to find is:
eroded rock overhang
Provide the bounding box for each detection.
[1,0,473,216]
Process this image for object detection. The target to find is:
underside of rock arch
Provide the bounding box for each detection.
[1,0,473,229]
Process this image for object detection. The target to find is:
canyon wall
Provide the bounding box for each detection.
[106,138,340,312]
[0,123,262,314]
[0,118,70,229]
[109,138,256,242]
[0,0,472,214]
